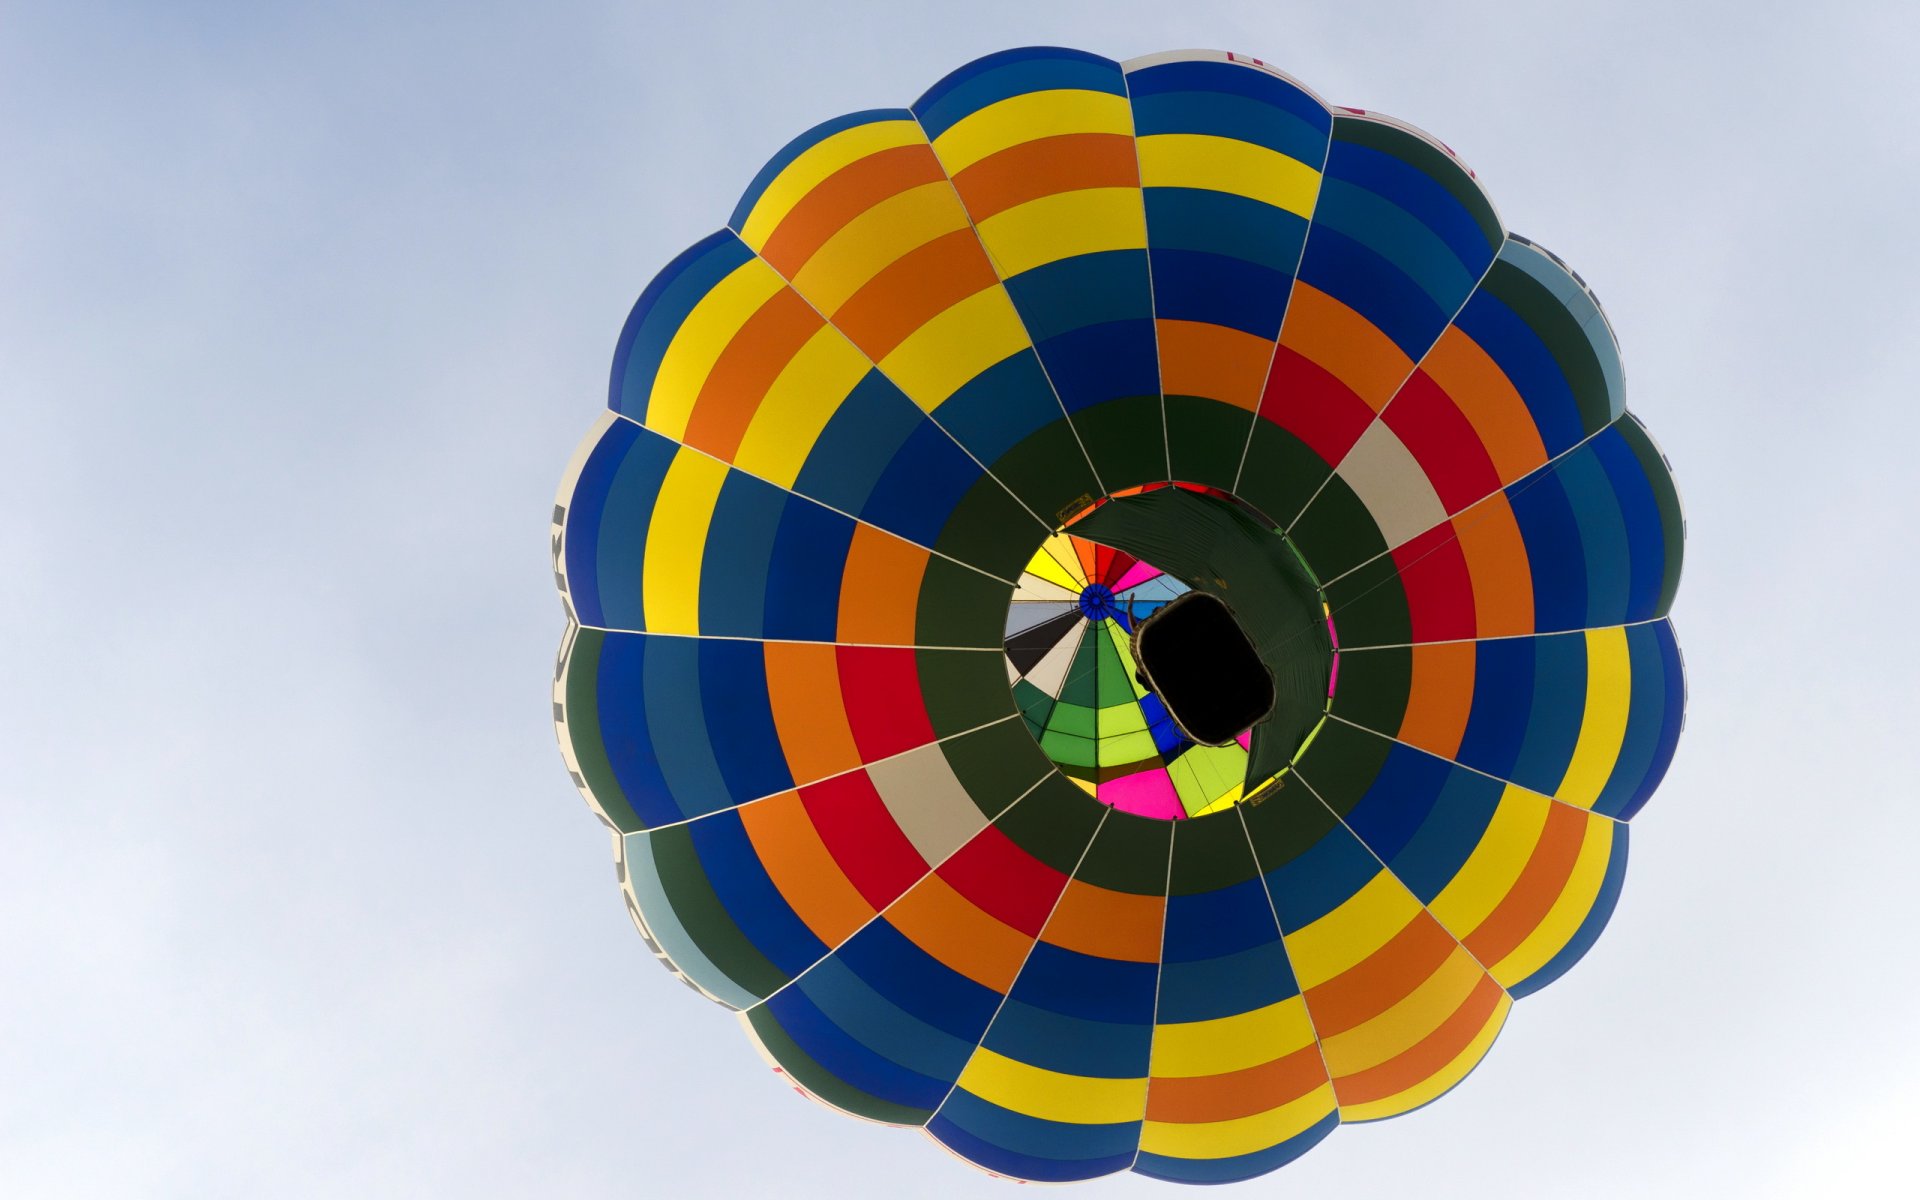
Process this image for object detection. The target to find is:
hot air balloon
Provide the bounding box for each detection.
[551,46,1685,1184]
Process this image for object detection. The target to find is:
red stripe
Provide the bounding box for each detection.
[1391,524,1476,643]
[1258,345,1371,466]
[1383,371,1503,514]
[937,825,1070,936]
[799,770,928,909]
[835,646,935,761]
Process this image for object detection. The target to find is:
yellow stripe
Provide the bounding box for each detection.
[955,1047,1147,1125]
[647,259,786,440]
[641,449,728,634]
[1554,626,1633,808]
[732,327,869,488]
[1338,993,1511,1122]
[974,188,1147,278]
[1427,785,1550,939]
[737,119,925,249]
[788,181,972,312]
[1491,815,1615,987]
[932,89,1134,174]
[876,286,1029,410]
[1318,948,1484,1075]
[1149,996,1316,1078]
[1285,871,1421,991]
[1136,133,1321,217]
[1025,537,1083,592]
[1138,1084,1335,1160]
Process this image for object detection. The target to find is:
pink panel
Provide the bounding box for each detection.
[1100,769,1185,820]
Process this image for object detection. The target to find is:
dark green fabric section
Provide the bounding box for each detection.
[562,626,644,834]
[744,1005,935,1125]
[941,717,1054,821]
[647,824,789,999]
[1477,259,1613,436]
[1165,395,1255,492]
[1169,808,1263,894]
[1234,420,1330,528]
[1290,719,1392,820]
[996,771,1107,875]
[993,423,1102,527]
[1074,393,1171,490]
[1322,555,1411,649]
[936,476,1052,582]
[1071,488,1332,795]
[1617,413,1685,616]
[1332,116,1503,254]
[916,649,1017,737]
[1285,470,1388,582]
[1074,809,1175,895]
[915,557,1010,649]
[1240,778,1344,872]
[1329,645,1412,734]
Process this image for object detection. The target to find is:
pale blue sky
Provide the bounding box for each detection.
[5,1,1917,1196]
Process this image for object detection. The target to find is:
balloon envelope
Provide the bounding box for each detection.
[552,45,1685,1185]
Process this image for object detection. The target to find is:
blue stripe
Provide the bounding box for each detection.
[1008,942,1158,1024]
[915,47,1124,140]
[1325,135,1497,274]
[1389,763,1503,903]
[931,1093,1136,1181]
[790,371,925,527]
[1036,319,1161,412]
[688,811,824,976]
[1311,177,1479,316]
[1458,636,1535,781]
[1260,817,1378,930]
[1510,632,1588,795]
[835,919,1004,1044]
[1593,424,1669,622]
[1618,623,1684,820]
[934,351,1068,464]
[1133,1111,1338,1183]
[1508,823,1629,998]
[1455,288,1586,456]
[762,984,953,1109]
[565,417,641,628]
[1142,187,1307,273]
[792,956,978,1084]
[1296,223,1448,359]
[1342,742,1452,864]
[762,494,853,642]
[1507,466,1588,633]
[980,996,1153,1077]
[1148,248,1293,337]
[696,472,783,636]
[1130,84,1328,163]
[1127,58,1330,135]
[1153,937,1298,1023]
[698,637,792,804]
[1163,876,1285,961]
[860,419,983,549]
[590,634,679,827]
[609,231,752,419]
[642,635,735,821]
[729,109,915,230]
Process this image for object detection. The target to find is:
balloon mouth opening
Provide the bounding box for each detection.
[1133,593,1274,746]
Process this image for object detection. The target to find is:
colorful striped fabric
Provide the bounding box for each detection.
[552,47,1686,1185]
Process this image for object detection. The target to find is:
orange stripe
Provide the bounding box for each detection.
[1332,971,1504,1104]
[758,145,947,276]
[1454,496,1533,638]
[949,133,1140,223]
[1424,327,1547,485]
[886,871,1032,992]
[1399,641,1475,759]
[1465,801,1588,965]
[1302,912,1455,1037]
[739,790,875,946]
[1278,283,1411,412]
[1040,879,1165,963]
[685,288,823,460]
[836,524,926,645]
[1157,319,1273,411]
[1146,1044,1328,1123]
[762,641,862,784]
[829,228,1001,360]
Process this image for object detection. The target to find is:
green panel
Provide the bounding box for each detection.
[1057,630,1102,710]
[935,474,1052,582]
[1040,727,1099,770]
[1073,393,1171,491]
[561,626,645,834]
[1323,555,1411,649]
[916,648,1017,737]
[1093,621,1136,706]
[994,421,1102,527]
[1074,808,1176,895]
[1291,719,1393,820]
[1234,420,1330,528]
[745,1006,935,1125]
[1240,777,1344,872]
[941,718,1054,821]
[1168,807,1262,894]
[1477,259,1612,436]
[1166,394,1256,491]
[648,824,789,999]
[993,771,1107,875]
[1285,470,1388,583]
[915,556,1011,649]
[1617,413,1685,616]
[1331,116,1503,253]
[1329,645,1412,734]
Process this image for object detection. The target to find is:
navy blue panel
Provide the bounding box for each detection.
[688,812,824,976]
[1508,465,1590,633]
[916,47,1123,138]
[762,494,853,642]
[1297,224,1446,358]
[1039,320,1160,413]
[936,351,1067,464]
[1149,248,1293,337]
[591,634,679,827]
[1128,60,1330,134]
[1004,251,1153,344]
[697,472,784,636]
[982,996,1152,1078]
[1142,188,1307,273]
[1556,445,1630,628]
[795,957,978,1082]
[862,420,984,549]
[566,417,645,628]
[836,919,1002,1045]
[1342,742,1452,864]
[1511,633,1588,795]
[609,231,752,417]
[1135,1111,1338,1183]
[1153,938,1296,1023]
[792,371,922,521]
[1594,622,1666,819]
[1325,138,1495,272]
[763,985,952,1109]
[1457,636,1535,781]
[642,635,734,821]
[1455,291,1586,455]
[698,637,793,804]
[1009,942,1157,1023]
[1389,765,1503,903]
[1129,85,1328,163]
[1617,624,1684,821]
[1260,818,1378,931]
[1163,876,1283,961]
[931,1094,1136,1182]
[1593,425,1668,622]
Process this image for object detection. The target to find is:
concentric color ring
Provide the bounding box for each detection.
[551,46,1686,1186]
